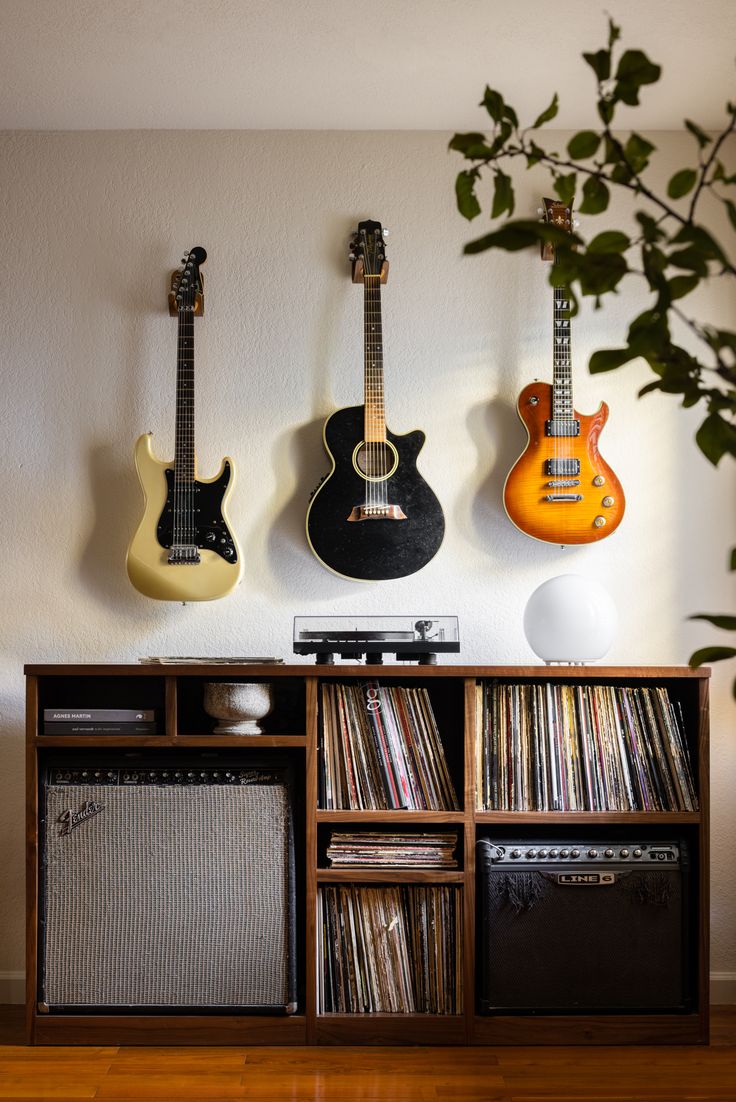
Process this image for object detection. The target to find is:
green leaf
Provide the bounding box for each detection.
[614,49,661,105]
[623,132,655,172]
[668,247,708,276]
[455,170,481,221]
[725,200,736,232]
[567,130,600,159]
[463,220,576,255]
[481,86,508,124]
[668,274,700,300]
[695,411,736,465]
[525,141,545,169]
[667,169,697,198]
[635,212,665,243]
[689,645,736,667]
[579,175,610,214]
[689,613,736,631]
[589,346,638,373]
[597,97,615,125]
[532,93,559,129]
[672,225,727,265]
[448,132,494,158]
[573,252,628,296]
[587,230,630,253]
[491,170,515,218]
[583,49,610,82]
[685,119,711,148]
[553,173,577,206]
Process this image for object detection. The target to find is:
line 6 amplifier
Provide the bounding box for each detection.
[477,839,691,1014]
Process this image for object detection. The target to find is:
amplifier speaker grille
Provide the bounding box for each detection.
[41,774,296,1011]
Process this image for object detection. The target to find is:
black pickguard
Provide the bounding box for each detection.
[307,405,444,581]
[156,465,238,562]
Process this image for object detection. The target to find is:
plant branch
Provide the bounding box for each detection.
[688,114,736,221]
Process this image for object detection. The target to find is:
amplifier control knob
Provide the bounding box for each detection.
[560,849,570,858]
[604,848,615,858]
[620,848,630,858]
[570,848,580,858]
[633,848,643,858]
[538,849,548,858]
[511,849,522,859]
[526,849,537,858]
[549,849,559,858]
[588,849,599,858]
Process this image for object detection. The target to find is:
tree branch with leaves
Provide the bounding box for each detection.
[450,18,736,689]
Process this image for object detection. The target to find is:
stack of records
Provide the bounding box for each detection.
[320,682,459,810]
[326,831,458,868]
[476,682,698,812]
[317,884,463,1014]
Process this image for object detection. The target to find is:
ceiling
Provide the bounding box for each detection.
[0,0,733,131]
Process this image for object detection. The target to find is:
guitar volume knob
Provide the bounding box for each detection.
[593,475,605,487]
[593,516,606,528]
[529,396,539,405]
[602,496,614,507]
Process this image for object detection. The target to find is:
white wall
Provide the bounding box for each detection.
[0,130,734,997]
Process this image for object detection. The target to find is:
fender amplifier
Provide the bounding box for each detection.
[477,839,691,1014]
[39,761,297,1013]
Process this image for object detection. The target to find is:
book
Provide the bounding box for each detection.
[44,709,155,721]
[42,722,158,734]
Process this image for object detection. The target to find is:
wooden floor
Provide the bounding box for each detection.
[0,1007,735,1101]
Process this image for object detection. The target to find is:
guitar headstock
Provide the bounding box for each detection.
[540,198,574,262]
[350,219,389,284]
[169,246,207,316]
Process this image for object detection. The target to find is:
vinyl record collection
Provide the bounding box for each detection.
[319,682,459,810]
[317,884,463,1014]
[476,682,698,812]
[326,831,458,868]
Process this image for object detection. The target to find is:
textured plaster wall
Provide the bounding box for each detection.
[0,130,734,987]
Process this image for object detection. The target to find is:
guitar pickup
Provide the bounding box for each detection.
[547,479,580,487]
[546,458,580,476]
[546,419,580,437]
[545,494,583,502]
[347,504,407,522]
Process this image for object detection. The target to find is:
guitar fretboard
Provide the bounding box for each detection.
[174,308,195,483]
[552,285,574,421]
[364,275,386,443]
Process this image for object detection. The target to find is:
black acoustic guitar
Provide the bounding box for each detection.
[306,220,445,581]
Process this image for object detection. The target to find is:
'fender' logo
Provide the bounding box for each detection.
[58,801,104,836]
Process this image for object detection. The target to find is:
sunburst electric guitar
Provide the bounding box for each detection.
[126,247,242,601]
[306,219,445,581]
[503,198,625,544]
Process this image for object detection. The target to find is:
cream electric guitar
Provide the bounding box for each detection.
[126,247,242,601]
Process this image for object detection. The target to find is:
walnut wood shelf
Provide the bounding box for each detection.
[25,662,710,1047]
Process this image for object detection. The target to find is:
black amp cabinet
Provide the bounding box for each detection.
[39,756,297,1014]
[477,839,691,1015]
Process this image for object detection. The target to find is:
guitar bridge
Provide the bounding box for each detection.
[347,504,407,522]
[168,545,201,564]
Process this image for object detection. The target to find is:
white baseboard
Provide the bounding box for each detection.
[1,970,734,1007]
[0,972,24,1004]
[710,972,736,1004]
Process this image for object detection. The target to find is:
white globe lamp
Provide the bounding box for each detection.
[523,574,618,664]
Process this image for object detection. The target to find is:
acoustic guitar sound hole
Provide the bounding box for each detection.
[352,440,398,482]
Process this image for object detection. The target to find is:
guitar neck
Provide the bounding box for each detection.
[174,308,195,482]
[363,274,386,442]
[552,283,574,420]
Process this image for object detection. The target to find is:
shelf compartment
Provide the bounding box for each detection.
[176,675,306,738]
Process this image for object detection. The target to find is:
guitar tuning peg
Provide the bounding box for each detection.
[348,253,356,261]
[382,228,390,237]
[537,207,544,215]
[573,219,580,228]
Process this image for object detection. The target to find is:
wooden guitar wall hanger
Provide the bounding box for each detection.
[306,219,445,581]
[126,247,243,601]
[503,198,626,545]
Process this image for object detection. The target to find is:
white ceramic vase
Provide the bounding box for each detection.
[203,681,274,734]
